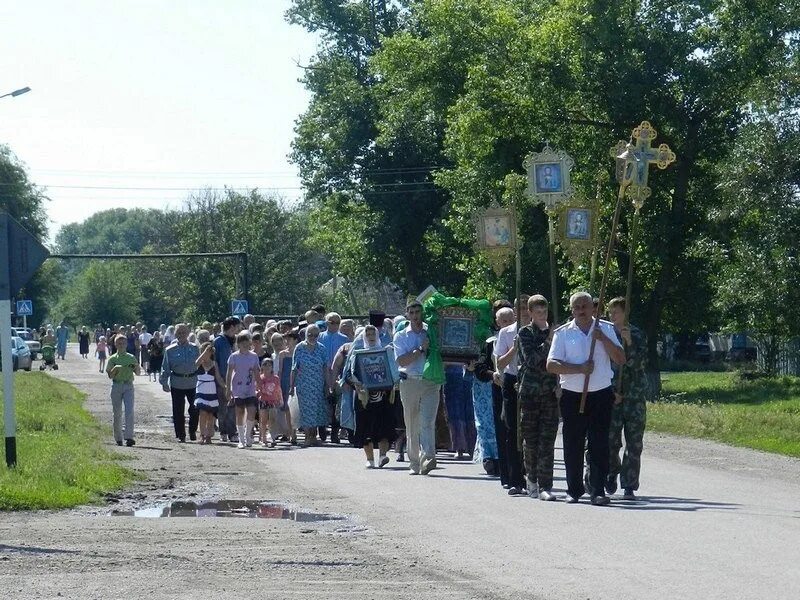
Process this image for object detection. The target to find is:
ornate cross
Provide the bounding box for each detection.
[610,121,676,209]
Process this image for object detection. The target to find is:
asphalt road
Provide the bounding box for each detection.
[1,344,798,599]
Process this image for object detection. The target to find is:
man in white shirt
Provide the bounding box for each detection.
[394,300,441,476]
[547,292,625,505]
[493,295,531,496]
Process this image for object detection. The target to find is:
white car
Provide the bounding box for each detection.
[13,327,40,359]
[10,336,33,371]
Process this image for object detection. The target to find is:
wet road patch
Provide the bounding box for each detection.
[111,500,346,522]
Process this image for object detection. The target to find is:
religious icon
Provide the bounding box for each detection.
[353,348,395,390]
[565,208,590,240]
[557,195,598,264]
[524,144,575,210]
[535,163,563,194]
[474,203,517,275]
[437,306,481,363]
[484,216,512,247]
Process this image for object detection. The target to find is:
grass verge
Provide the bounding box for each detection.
[650,371,800,457]
[0,371,136,510]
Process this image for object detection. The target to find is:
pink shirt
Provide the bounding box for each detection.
[97,340,107,353]
[258,374,283,407]
[227,351,260,398]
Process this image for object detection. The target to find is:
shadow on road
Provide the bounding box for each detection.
[607,496,740,512]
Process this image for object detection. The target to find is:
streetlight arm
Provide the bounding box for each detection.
[0,87,31,99]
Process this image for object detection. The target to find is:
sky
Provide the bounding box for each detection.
[0,0,317,243]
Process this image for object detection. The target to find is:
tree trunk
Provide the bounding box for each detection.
[644,140,695,368]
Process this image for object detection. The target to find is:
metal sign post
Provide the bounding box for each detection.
[0,213,50,467]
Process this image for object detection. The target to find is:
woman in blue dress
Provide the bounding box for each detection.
[290,323,330,446]
[55,322,69,360]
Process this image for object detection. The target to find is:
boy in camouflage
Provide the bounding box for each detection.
[606,297,649,500]
[517,295,560,501]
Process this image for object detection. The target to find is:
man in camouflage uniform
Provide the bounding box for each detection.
[606,297,649,500]
[517,295,560,501]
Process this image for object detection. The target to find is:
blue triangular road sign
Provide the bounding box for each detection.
[231,300,249,315]
[0,213,50,297]
[16,300,33,316]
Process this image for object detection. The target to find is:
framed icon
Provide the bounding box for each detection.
[474,203,517,275]
[557,195,598,263]
[524,144,575,210]
[437,306,481,363]
[565,208,591,241]
[353,348,395,390]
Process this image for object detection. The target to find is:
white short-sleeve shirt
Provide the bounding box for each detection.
[493,323,519,376]
[547,319,622,392]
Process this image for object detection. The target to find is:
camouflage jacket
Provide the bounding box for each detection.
[517,323,558,396]
[612,323,650,401]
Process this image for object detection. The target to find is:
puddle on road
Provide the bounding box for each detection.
[111,500,345,522]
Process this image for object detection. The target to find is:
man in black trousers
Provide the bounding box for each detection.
[547,292,625,505]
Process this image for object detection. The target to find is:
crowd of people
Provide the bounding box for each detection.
[85,291,649,506]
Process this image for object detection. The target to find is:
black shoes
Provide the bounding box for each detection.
[125,439,135,447]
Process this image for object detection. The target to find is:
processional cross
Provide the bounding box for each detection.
[579,121,676,413]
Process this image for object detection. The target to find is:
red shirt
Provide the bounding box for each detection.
[257,374,284,407]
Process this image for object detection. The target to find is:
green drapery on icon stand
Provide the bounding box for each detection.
[421,292,493,385]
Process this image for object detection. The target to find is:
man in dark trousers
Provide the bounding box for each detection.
[160,323,200,442]
[547,292,625,505]
[214,316,242,443]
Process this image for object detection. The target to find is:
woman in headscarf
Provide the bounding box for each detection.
[55,322,69,360]
[78,326,91,359]
[289,323,330,447]
[346,325,397,468]
[334,326,365,438]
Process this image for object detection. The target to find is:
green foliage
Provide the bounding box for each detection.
[290,0,799,361]
[0,372,135,510]
[0,145,48,240]
[175,189,329,320]
[652,371,800,457]
[55,261,143,327]
[713,121,800,373]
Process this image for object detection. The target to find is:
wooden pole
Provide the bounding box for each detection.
[589,174,605,294]
[547,212,560,324]
[615,207,640,395]
[579,182,627,414]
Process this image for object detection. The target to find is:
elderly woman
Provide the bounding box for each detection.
[347,325,397,468]
[78,326,91,359]
[289,323,330,447]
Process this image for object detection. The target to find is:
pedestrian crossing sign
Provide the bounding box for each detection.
[16,300,33,316]
[231,300,249,316]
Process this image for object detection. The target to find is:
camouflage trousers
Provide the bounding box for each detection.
[519,388,559,491]
[608,396,647,491]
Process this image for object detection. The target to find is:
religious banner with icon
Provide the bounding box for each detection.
[523,144,575,210]
[421,292,493,385]
[474,203,517,275]
[556,194,599,264]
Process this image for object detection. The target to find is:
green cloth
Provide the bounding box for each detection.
[421,293,493,385]
[107,352,137,383]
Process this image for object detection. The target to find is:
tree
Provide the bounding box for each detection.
[288,0,467,294]
[714,121,800,374]
[174,189,330,321]
[55,261,143,328]
[369,0,799,362]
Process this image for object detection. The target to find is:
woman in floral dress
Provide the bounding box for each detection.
[290,324,330,446]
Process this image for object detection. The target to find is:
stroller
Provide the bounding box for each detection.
[39,344,58,370]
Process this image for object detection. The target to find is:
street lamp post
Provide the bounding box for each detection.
[0,86,31,100]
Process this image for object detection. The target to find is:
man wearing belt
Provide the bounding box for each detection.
[160,323,201,442]
[393,300,441,476]
[547,292,625,505]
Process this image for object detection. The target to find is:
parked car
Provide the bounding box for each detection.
[13,327,40,359]
[10,335,33,371]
